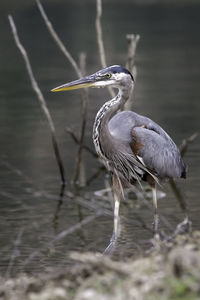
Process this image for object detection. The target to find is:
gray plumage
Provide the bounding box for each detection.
[52,64,186,243]
[108,111,186,180]
[91,65,186,187]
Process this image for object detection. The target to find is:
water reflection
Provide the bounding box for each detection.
[0,1,200,274]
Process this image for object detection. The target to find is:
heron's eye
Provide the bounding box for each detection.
[105,73,111,79]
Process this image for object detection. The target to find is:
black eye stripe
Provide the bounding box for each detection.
[102,66,134,81]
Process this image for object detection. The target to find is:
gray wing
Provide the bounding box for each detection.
[108,111,186,179]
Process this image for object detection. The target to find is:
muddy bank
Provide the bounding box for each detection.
[1,231,200,300]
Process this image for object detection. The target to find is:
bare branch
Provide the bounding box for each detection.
[73,53,88,186]
[169,178,187,213]
[8,15,65,185]
[96,0,114,98]
[126,34,140,77]
[124,34,140,111]
[168,133,198,215]
[65,127,98,158]
[36,0,81,78]
[180,132,199,157]
[96,0,107,68]
[36,0,90,187]
[86,165,105,186]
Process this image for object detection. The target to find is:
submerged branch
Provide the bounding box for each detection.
[8,15,65,185]
[6,229,24,279]
[23,214,98,266]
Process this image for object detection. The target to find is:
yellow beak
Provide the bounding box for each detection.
[51,75,97,92]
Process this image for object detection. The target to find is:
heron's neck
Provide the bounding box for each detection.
[93,88,130,158]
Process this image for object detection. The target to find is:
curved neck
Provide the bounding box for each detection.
[93,87,131,158]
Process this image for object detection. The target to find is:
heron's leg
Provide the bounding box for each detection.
[113,191,120,239]
[146,176,159,235]
[104,174,122,254]
[152,183,159,235]
[104,193,120,254]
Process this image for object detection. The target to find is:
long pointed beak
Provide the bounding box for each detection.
[51,75,96,92]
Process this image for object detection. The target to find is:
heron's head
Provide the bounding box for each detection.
[51,65,134,92]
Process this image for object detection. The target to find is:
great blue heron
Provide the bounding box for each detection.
[52,65,186,248]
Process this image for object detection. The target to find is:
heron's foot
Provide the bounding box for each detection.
[174,216,192,236]
[103,233,118,255]
[163,217,192,242]
[150,230,162,251]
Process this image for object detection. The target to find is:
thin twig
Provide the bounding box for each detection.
[36,0,89,187]
[180,132,198,157]
[124,34,140,110]
[169,179,187,213]
[36,0,81,77]
[126,34,140,77]
[96,0,107,68]
[52,183,66,230]
[166,216,192,241]
[73,53,88,186]
[8,15,65,185]
[96,0,114,98]
[168,132,198,214]
[86,165,105,186]
[65,127,98,158]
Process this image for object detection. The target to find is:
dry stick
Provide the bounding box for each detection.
[36,0,88,187]
[72,56,88,238]
[8,15,65,185]
[36,0,81,77]
[169,132,199,214]
[169,179,187,213]
[73,53,88,186]
[72,55,88,234]
[65,126,108,186]
[126,34,140,76]
[180,132,198,157]
[96,0,106,68]
[86,165,105,186]
[124,34,140,111]
[65,127,98,158]
[96,0,114,98]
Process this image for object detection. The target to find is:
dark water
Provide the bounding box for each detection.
[0,1,200,275]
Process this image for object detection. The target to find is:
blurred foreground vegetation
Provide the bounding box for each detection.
[1,231,200,300]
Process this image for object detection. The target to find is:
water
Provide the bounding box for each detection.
[0,1,200,275]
